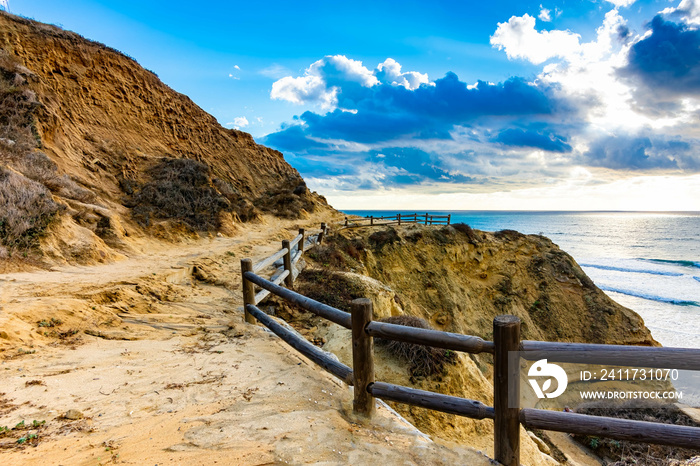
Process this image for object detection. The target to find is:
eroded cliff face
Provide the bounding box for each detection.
[0,12,327,266]
[286,223,657,462]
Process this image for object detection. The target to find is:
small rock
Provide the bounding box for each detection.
[64,409,84,420]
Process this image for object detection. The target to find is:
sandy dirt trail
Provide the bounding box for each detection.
[0,215,492,465]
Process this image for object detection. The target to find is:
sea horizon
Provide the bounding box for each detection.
[343,210,700,348]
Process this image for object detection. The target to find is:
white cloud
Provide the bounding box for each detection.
[606,0,636,7]
[539,6,551,22]
[230,117,249,129]
[490,14,581,64]
[376,58,430,90]
[271,74,338,108]
[270,55,430,109]
[259,64,293,79]
[234,65,240,70]
[270,55,377,109]
[0,1,8,11]
[662,0,700,25]
[490,9,673,132]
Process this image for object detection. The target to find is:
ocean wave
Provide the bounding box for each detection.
[643,259,700,269]
[580,263,684,276]
[600,286,700,307]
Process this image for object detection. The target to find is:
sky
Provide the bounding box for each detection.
[4,0,700,211]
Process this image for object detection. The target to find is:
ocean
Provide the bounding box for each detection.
[343,210,700,350]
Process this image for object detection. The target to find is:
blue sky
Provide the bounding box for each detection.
[4,0,700,210]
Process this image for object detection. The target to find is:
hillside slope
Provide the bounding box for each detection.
[284,224,657,460]
[0,11,327,266]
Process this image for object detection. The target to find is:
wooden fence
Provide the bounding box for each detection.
[342,212,451,228]
[240,223,700,465]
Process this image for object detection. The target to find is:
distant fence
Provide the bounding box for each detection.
[342,212,451,228]
[240,222,700,465]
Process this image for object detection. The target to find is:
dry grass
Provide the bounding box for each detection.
[18,152,96,203]
[572,400,700,465]
[375,315,457,378]
[0,49,40,162]
[0,167,61,253]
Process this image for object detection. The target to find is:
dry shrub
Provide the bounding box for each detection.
[452,222,481,244]
[368,228,400,250]
[212,178,260,222]
[254,179,320,219]
[129,158,230,230]
[306,245,347,269]
[344,240,364,260]
[573,400,700,465]
[494,229,525,241]
[0,49,40,161]
[376,315,457,378]
[18,151,96,203]
[0,167,61,252]
[295,269,365,313]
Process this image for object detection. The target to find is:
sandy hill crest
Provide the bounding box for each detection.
[0,11,328,268]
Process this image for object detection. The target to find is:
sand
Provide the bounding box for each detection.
[0,215,493,465]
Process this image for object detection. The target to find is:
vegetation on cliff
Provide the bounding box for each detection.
[0,11,328,265]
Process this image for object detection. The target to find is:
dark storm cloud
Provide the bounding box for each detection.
[621,16,700,97]
[264,73,559,147]
[580,135,699,170]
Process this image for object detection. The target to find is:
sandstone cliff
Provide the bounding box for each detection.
[0,11,327,267]
[282,223,657,460]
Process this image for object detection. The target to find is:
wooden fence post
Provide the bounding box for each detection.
[318,223,326,244]
[241,258,256,324]
[351,298,375,418]
[494,315,521,466]
[398,213,402,225]
[345,217,348,227]
[298,228,305,254]
[447,214,451,225]
[424,213,429,225]
[282,240,294,288]
[370,215,374,226]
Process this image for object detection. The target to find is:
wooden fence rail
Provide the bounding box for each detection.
[240,222,700,466]
[342,212,452,228]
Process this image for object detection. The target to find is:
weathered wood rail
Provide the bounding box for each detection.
[342,212,451,228]
[240,223,700,465]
